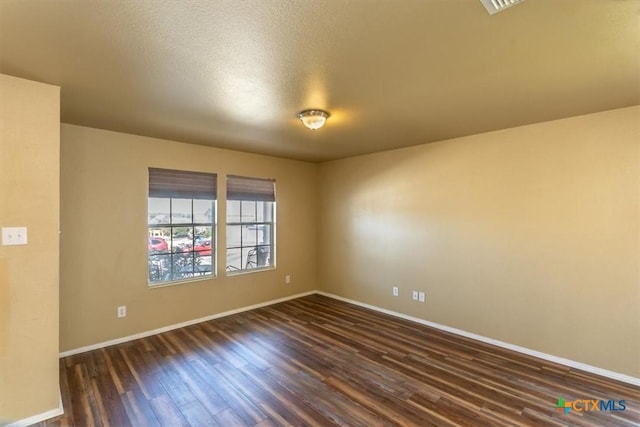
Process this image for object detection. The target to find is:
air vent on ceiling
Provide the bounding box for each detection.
[479,0,525,15]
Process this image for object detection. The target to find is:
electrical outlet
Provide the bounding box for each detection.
[2,227,28,246]
[419,292,425,302]
[117,306,127,318]
[412,291,418,301]
[392,286,399,297]
[285,275,291,284]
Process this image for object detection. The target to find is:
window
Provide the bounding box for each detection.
[148,168,217,285]
[226,175,275,273]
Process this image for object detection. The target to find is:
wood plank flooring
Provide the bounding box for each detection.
[35,294,639,426]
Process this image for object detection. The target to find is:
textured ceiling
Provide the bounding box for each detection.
[1,0,638,162]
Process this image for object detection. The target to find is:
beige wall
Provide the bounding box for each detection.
[59,124,317,351]
[318,106,640,377]
[0,75,60,421]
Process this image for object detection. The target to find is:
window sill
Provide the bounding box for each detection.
[148,274,216,289]
[226,266,276,277]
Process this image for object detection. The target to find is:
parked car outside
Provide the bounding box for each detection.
[192,238,212,256]
[148,237,168,252]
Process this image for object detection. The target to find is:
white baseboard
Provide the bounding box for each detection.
[59,290,316,358]
[317,291,640,387]
[3,389,63,427]
[58,289,640,387]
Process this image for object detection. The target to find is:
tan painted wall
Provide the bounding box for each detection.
[318,106,640,377]
[59,124,317,351]
[0,75,60,421]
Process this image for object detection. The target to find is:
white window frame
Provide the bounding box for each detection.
[225,175,276,274]
[147,168,217,286]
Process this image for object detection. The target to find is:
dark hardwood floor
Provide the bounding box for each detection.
[35,294,638,426]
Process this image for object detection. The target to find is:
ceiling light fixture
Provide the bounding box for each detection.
[298,109,330,130]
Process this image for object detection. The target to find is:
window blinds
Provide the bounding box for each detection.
[148,168,217,200]
[227,175,276,202]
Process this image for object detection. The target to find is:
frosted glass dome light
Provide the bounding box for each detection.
[298,109,330,130]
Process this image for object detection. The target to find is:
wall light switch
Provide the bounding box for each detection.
[2,227,28,245]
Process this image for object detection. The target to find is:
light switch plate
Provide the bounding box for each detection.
[2,227,28,245]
